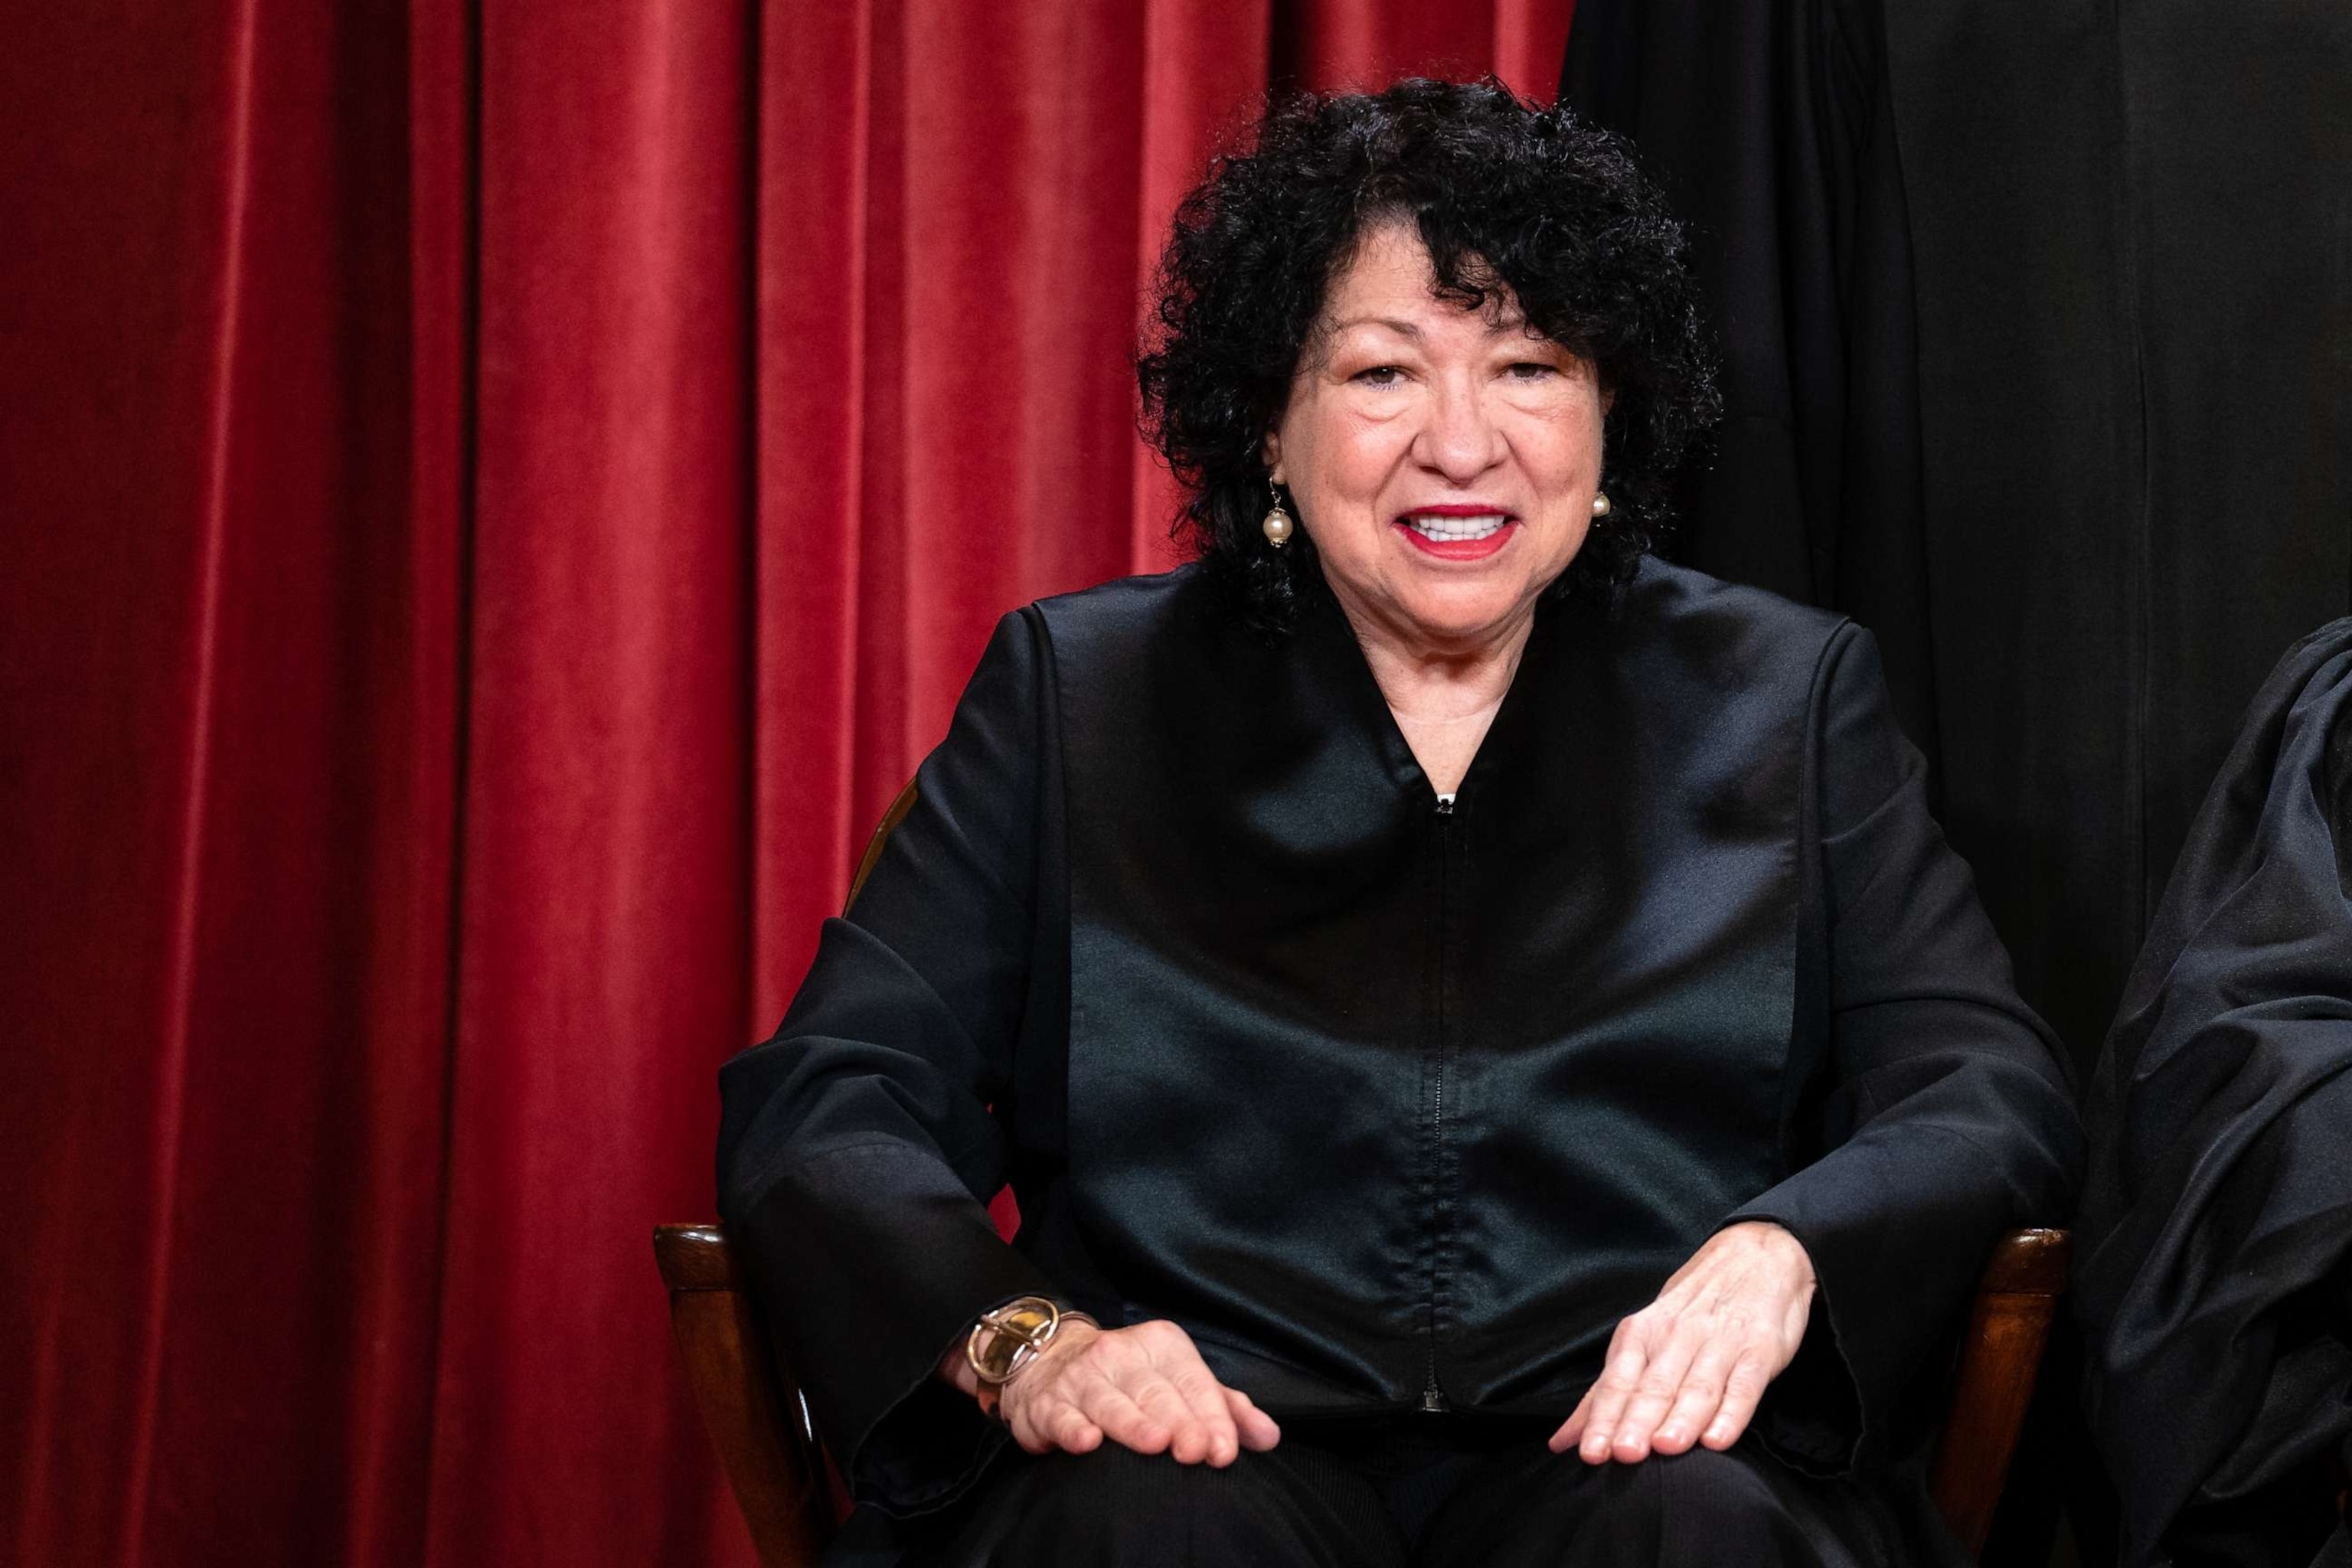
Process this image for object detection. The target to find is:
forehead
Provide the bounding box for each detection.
[1318,218,1528,335]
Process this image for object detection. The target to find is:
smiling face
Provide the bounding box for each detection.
[1264,219,1609,658]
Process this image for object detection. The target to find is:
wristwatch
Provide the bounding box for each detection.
[965,1295,1096,1421]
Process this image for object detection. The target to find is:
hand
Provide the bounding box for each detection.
[1550,1220,1815,1465]
[950,1318,1282,1465]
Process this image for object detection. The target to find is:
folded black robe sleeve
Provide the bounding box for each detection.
[1731,626,2083,1473]
[716,610,1059,1515]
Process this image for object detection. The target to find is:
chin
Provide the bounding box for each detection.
[1395,585,1528,646]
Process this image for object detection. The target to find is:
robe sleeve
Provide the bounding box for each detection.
[1727,624,2083,1474]
[716,609,1060,1516]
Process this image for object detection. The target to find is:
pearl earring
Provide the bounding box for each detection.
[1262,478,1295,548]
[1591,491,1612,518]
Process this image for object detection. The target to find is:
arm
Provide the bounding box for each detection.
[717,610,1060,1514]
[717,611,1277,1514]
[1556,625,2082,1474]
[1726,623,2082,1472]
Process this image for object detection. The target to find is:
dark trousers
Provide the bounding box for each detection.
[871,1417,1963,1567]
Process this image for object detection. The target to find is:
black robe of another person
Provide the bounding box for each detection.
[2078,620,2352,1568]
[717,560,2081,1563]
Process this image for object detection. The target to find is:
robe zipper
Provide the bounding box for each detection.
[1423,793,1453,1413]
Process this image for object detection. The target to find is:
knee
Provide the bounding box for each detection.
[1540,1447,1796,1562]
[995,1445,1289,1559]
[1644,1446,1788,1537]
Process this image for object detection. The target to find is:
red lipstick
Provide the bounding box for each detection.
[1394,503,1519,561]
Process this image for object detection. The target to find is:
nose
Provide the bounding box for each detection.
[1411,371,1506,484]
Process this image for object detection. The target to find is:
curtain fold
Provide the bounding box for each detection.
[0,3,1569,1563]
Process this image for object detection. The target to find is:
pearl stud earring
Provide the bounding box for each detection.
[1591,491,1612,518]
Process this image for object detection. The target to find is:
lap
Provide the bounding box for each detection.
[879,1429,1960,1568]
[901,1440,1407,1568]
[1418,1441,1955,1568]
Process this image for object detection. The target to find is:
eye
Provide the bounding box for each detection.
[1505,361,1557,381]
[1352,364,1405,387]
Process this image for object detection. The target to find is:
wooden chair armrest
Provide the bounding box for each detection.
[1929,1227,2071,1558]
[655,1225,834,1568]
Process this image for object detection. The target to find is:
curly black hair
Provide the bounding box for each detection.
[1136,77,1719,633]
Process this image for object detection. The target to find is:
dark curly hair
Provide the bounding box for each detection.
[1136,77,1719,633]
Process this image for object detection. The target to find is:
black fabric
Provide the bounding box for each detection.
[1558,0,1935,750]
[1560,1,2352,1077]
[716,559,2079,1556]
[853,1420,1965,1567]
[2077,619,2352,1568]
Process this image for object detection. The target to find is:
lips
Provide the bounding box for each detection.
[1396,505,1518,560]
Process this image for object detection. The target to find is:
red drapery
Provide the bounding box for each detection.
[0,3,1571,1563]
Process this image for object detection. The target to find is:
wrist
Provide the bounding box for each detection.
[962,1297,1098,1420]
[1726,1219,1815,1274]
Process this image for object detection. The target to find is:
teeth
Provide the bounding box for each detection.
[1408,513,1510,541]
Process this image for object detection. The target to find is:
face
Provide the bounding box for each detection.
[1264,220,1609,657]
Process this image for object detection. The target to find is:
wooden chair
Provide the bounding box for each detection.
[655,1223,2068,1566]
[669,782,2073,1562]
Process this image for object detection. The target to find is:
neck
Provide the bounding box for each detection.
[1335,599,1534,724]
[1329,592,1536,795]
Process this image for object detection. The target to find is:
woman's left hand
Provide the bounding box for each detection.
[1549,1220,1815,1465]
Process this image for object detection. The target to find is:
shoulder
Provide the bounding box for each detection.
[1022,563,1233,691]
[949,567,1215,708]
[1609,556,1856,697]
[1026,562,1210,643]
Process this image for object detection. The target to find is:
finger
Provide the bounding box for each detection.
[1003,1387,1064,1455]
[1701,1351,1774,1451]
[1550,1384,1596,1454]
[1046,1400,1104,1454]
[1129,1374,1213,1463]
[1222,1387,1282,1452]
[1076,1370,1171,1455]
[1164,1361,1241,1465]
[1611,1319,1706,1462]
[1577,1324,1652,1465]
[1651,1338,1739,1455]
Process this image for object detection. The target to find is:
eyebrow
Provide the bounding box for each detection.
[1326,315,1424,339]
[1324,312,1537,340]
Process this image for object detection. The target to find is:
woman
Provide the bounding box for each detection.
[719,80,2080,1566]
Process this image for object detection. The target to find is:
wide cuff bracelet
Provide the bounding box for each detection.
[965,1295,1080,1389]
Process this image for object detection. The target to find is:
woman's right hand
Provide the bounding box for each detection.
[974,1318,1282,1465]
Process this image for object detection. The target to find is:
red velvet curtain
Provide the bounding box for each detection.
[0,3,1570,1563]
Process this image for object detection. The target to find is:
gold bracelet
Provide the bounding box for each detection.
[965,1297,1096,1420]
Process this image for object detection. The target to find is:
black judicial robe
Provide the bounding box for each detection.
[2078,620,2352,1568]
[716,560,2080,1547]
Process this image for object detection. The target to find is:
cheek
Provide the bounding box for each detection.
[1527,405,1605,478]
[1308,419,1406,503]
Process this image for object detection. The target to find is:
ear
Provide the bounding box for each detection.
[1259,427,1284,485]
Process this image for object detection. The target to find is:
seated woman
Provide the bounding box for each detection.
[719,80,2080,1567]
[2078,620,2352,1568]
